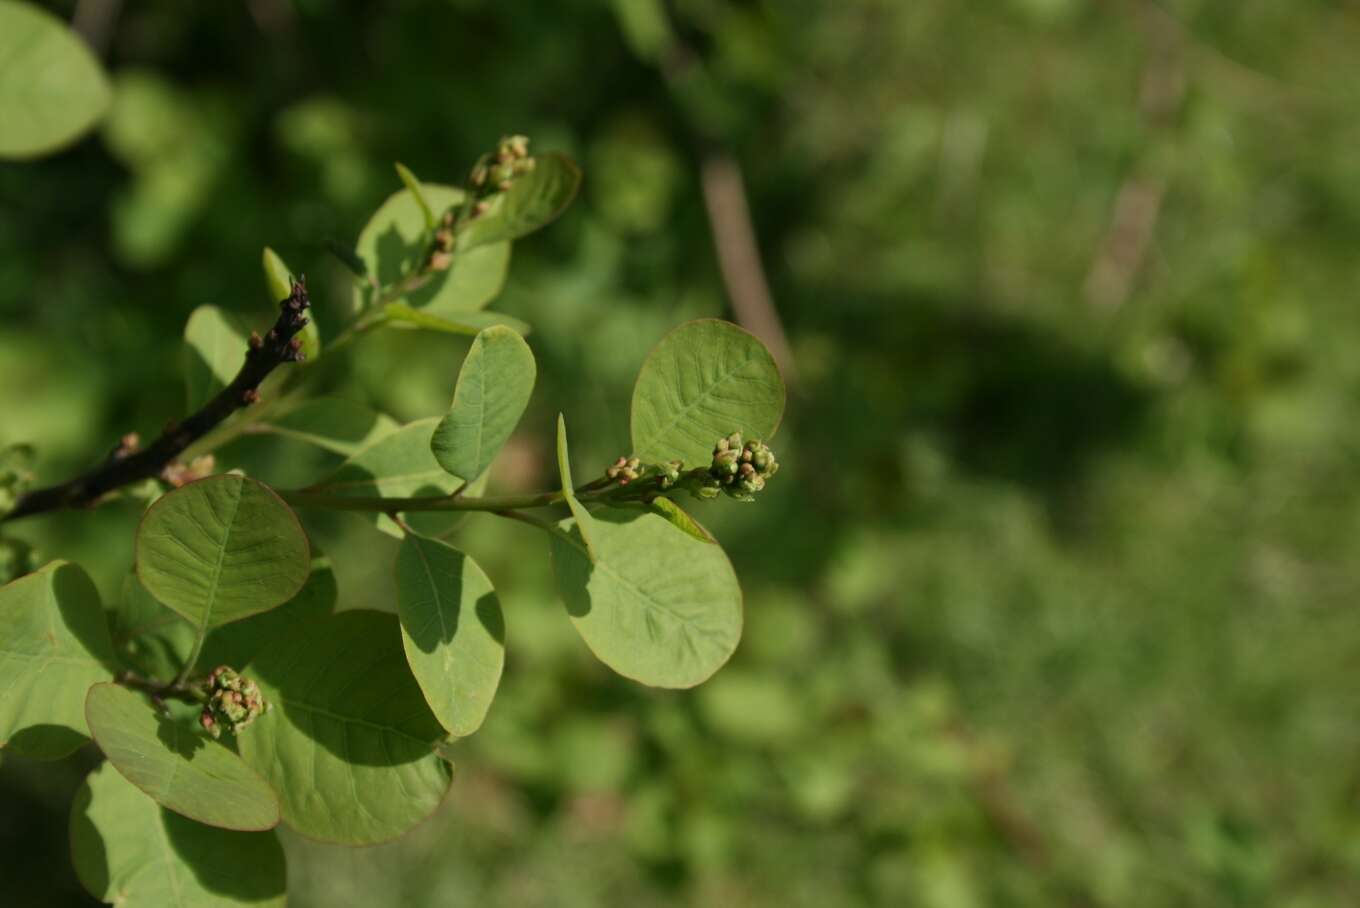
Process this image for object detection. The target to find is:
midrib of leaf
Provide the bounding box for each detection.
[410,538,451,664]
[197,480,244,637]
[634,348,761,457]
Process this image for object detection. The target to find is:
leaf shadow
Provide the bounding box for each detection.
[163,810,286,900]
[374,222,448,308]
[476,592,505,646]
[52,563,122,676]
[156,714,206,760]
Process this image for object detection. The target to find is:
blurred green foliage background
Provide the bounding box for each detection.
[5,0,1360,905]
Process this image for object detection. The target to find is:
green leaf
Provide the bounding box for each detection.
[431,326,537,481]
[262,246,320,362]
[383,303,531,337]
[396,536,504,737]
[0,561,115,759]
[71,763,286,907]
[197,555,337,670]
[108,573,196,683]
[256,396,399,458]
[0,1,111,159]
[647,496,718,544]
[458,153,583,250]
[352,183,510,314]
[312,416,464,497]
[630,319,786,466]
[394,162,436,230]
[183,305,248,411]
[555,414,598,559]
[136,475,311,630]
[85,683,281,830]
[550,508,742,688]
[237,610,453,845]
[308,417,467,538]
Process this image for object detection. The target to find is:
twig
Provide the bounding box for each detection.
[3,281,312,522]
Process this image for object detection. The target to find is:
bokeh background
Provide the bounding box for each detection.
[5,1,1360,905]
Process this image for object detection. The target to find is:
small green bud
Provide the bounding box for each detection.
[200,666,269,739]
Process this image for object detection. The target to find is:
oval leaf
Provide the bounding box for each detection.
[630,319,786,466]
[71,763,286,908]
[0,1,111,159]
[458,153,582,250]
[550,508,743,688]
[85,683,281,831]
[431,326,537,481]
[352,183,510,314]
[183,305,248,411]
[237,610,453,845]
[136,475,311,630]
[648,496,718,544]
[396,535,505,737]
[0,561,114,759]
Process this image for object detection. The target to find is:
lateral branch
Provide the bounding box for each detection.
[3,279,312,522]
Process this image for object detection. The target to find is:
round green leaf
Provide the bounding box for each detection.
[85,683,281,831]
[396,535,504,737]
[431,326,537,481]
[71,763,286,908]
[0,0,111,159]
[458,153,583,250]
[0,560,115,759]
[550,508,743,688]
[352,183,510,314]
[237,610,453,845]
[136,475,311,630]
[630,319,786,467]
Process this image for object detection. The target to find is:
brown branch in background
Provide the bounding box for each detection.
[700,154,797,381]
[2,281,311,523]
[1084,2,1185,312]
[71,0,123,56]
[653,7,797,385]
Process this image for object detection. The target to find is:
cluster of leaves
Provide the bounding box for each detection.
[0,131,784,904]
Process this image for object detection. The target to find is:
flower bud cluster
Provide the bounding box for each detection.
[607,456,642,484]
[706,433,779,501]
[471,135,536,192]
[199,666,269,739]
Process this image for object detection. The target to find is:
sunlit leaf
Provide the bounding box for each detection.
[352,183,510,314]
[431,326,536,481]
[183,305,248,411]
[136,475,311,630]
[237,610,453,845]
[0,0,111,159]
[71,763,286,907]
[0,561,115,759]
[550,508,742,688]
[647,496,718,544]
[85,683,280,830]
[458,153,582,250]
[631,319,786,466]
[394,162,435,230]
[396,535,504,737]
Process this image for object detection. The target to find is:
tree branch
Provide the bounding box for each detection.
[2,280,312,522]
